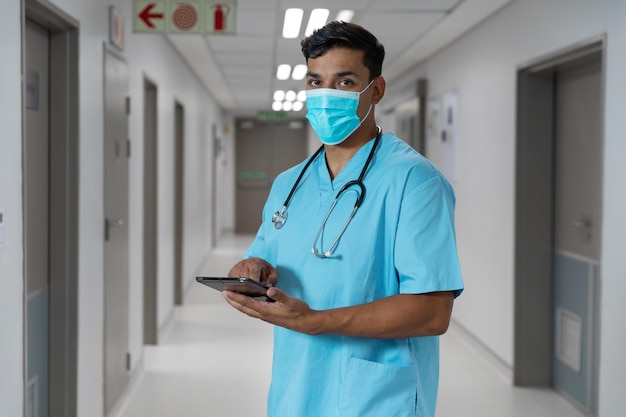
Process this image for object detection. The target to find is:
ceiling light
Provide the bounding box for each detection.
[285,90,297,102]
[282,101,293,111]
[273,90,285,101]
[283,8,303,38]
[335,10,354,23]
[297,90,306,102]
[292,101,304,112]
[305,9,329,36]
[291,64,307,80]
[272,101,283,111]
[276,64,291,80]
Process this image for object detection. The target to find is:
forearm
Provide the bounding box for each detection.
[306,292,455,339]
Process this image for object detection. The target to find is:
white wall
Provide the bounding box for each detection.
[0,2,25,416]
[383,0,626,415]
[214,113,236,238]
[0,0,225,416]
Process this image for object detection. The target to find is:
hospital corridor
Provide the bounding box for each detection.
[2,1,626,417]
[110,235,586,417]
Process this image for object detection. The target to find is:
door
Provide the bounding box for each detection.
[24,5,80,416]
[103,46,130,414]
[235,121,308,234]
[24,19,51,417]
[514,41,603,417]
[552,54,602,415]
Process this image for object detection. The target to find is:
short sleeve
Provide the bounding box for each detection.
[394,175,464,297]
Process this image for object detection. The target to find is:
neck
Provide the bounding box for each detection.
[324,123,378,179]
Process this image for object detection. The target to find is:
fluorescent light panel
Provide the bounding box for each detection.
[336,10,354,22]
[291,64,307,80]
[283,8,303,38]
[272,89,307,112]
[273,90,285,101]
[285,90,297,102]
[276,64,291,80]
[305,9,329,36]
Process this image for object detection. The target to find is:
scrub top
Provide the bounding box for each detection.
[245,131,464,417]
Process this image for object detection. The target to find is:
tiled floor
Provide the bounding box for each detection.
[114,234,586,417]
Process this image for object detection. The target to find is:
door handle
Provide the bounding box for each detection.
[572,219,591,228]
[105,218,125,241]
[108,218,124,228]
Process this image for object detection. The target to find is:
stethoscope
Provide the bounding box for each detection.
[271,126,382,258]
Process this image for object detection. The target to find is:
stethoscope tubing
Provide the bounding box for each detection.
[272,126,382,257]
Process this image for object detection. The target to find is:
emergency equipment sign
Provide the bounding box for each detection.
[133,1,236,34]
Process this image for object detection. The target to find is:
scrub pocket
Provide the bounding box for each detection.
[339,356,417,417]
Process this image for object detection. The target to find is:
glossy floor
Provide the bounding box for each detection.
[114,234,586,417]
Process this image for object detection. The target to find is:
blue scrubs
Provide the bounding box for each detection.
[245,132,464,417]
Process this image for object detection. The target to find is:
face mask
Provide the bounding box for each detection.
[305,79,375,145]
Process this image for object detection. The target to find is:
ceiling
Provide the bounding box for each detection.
[166,0,513,118]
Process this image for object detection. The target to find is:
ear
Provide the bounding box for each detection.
[371,76,386,105]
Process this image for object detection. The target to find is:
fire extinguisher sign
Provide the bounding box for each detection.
[133,0,236,34]
[206,2,236,34]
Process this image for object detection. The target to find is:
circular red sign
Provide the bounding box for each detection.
[172,3,198,31]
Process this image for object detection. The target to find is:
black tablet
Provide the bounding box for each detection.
[196,276,275,302]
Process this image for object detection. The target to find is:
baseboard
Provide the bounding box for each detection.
[448,318,513,381]
[106,355,145,417]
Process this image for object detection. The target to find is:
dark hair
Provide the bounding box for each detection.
[301,21,385,80]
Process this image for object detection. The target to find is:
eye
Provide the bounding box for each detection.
[337,79,355,89]
[307,78,321,88]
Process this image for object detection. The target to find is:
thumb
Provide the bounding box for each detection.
[266,286,287,303]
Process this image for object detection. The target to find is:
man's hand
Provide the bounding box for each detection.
[222,283,455,339]
[228,257,279,287]
[222,287,321,335]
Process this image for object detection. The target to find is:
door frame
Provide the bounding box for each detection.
[174,101,184,305]
[143,78,159,344]
[22,1,79,417]
[514,36,605,389]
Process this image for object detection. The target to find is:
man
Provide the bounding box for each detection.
[223,21,463,417]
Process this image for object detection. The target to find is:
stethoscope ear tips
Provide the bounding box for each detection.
[311,247,333,258]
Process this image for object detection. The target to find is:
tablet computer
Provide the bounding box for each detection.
[195,276,275,302]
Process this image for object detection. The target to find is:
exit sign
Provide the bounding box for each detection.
[257,111,288,123]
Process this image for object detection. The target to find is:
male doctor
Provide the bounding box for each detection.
[223,21,464,417]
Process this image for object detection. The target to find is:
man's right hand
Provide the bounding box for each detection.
[228,257,279,287]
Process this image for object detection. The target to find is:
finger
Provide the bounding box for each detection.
[261,263,279,286]
[222,290,266,319]
[228,258,263,280]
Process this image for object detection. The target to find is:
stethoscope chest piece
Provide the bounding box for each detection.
[272,206,287,229]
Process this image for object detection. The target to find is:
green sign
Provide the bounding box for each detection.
[133,0,236,34]
[257,111,288,123]
[239,171,268,180]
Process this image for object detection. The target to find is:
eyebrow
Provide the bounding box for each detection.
[306,70,359,79]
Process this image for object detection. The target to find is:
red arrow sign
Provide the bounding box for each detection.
[139,4,164,28]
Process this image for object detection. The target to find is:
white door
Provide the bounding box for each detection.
[103,47,130,414]
[552,54,602,415]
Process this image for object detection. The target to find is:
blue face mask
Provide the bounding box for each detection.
[305,79,375,145]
